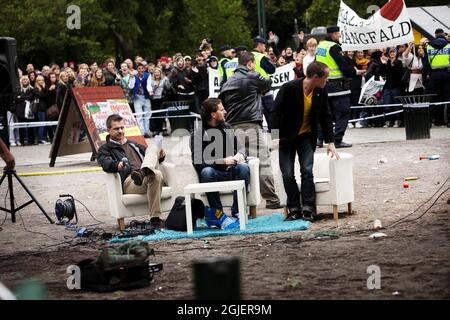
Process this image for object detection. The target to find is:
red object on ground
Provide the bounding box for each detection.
[403,183,409,189]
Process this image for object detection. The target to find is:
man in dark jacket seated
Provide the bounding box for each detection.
[97,114,166,228]
[190,97,250,218]
[271,61,339,222]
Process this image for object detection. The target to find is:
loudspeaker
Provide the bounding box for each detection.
[0,37,20,97]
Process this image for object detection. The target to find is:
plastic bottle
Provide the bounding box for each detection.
[374,219,382,229]
[419,154,440,160]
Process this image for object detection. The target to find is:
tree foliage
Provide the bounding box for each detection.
[0,0,445,68]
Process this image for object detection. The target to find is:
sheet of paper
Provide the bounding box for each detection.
[155,134,163,150]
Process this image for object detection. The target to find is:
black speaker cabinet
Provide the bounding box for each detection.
[0,37,20,97]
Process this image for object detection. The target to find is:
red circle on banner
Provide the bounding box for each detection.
[380,0,404,21]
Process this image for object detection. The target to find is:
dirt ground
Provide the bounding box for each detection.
[0,128,449,300]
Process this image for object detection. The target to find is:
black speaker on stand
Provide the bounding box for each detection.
[0,37,54,225]
[0,37,20,96]
[0,37,20,146]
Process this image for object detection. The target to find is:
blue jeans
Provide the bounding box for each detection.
[37,111,46,141]
[200,164,250,215]
[279,133,315,213]
[134,95,151,135]
[383,87,401,121]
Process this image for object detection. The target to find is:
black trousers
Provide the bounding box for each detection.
[427,69,450,125]
[279,134,316,212]
[150,98,164,134]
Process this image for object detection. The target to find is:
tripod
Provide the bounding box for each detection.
[0,169,54,224]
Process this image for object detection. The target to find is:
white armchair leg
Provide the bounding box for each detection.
[250,206,257,219]
[117,218,125,231]
[333,205,339,221]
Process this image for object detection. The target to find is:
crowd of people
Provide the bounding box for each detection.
[8,39,220,146]
[6,25,448,227]
[268,28,450,130]
[8,28,449,147]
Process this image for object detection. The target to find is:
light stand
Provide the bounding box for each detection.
[0,169,54,224]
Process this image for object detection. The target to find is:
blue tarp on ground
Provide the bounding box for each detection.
[110,213,311,243]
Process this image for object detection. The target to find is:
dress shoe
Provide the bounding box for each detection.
[131,168,153,186]
[150,217,165,229]
[335,141,352,148]
[302,208,314,222]
[284,211,302,221]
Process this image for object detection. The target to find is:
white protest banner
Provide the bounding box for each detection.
[269,64,294,99]
[337,0,414,51]
[208,67,220,98]
[208,63,294,99]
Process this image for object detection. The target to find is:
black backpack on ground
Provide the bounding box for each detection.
[77,241,153,292]
[165,196,205,231]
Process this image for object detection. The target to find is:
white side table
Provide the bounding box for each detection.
[184,180,247,234]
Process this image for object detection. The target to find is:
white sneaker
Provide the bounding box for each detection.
[383,121,391,128]
[393,120,400,128]
[347,123,354,129]
[10,142,17,147]
[355,122,363,128]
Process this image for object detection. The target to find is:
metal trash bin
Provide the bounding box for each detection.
[396,95,435,140]
[164,100,191,135]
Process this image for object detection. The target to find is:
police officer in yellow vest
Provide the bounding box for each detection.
[218,45,234,86]
[252,36,277,131]
[424,28,450,127]
[315,26,366,148]
[221,46,247,87]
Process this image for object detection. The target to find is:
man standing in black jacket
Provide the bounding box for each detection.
[97,114,166,229]
[271,61,339,221]
[219,52,282,209]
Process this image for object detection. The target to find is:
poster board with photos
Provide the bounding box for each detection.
[49,86,147,166]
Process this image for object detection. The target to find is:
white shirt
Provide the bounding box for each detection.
[303,54,315,74]
[403,52,424,92]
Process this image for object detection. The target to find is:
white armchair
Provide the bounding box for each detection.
[105,162,177,230]
[183,157,261,218]
[274,152,354,220]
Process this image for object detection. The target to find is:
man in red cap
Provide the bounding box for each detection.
[159,56,173,77]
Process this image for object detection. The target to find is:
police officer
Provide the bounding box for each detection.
[221,46,247,87]
[424,28,450,127]
[218,45,234,86]
[252,36,277,130]
[315,26,366,148]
